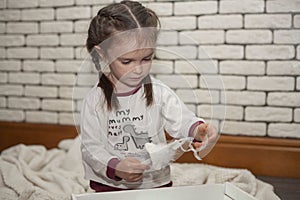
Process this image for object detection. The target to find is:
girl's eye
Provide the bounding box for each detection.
[143,58,152,62]
[121,60,131,65]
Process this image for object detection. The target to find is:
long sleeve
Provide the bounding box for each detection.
[80,82,175,188]
[156,81,205,139]
[80,93,118,179]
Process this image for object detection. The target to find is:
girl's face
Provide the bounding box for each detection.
[108,48,154,93]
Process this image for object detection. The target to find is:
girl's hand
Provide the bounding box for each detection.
[115,157,149,182]
[193,123,218,152]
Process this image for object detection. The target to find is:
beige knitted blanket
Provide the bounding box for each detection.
[0,137,280,200]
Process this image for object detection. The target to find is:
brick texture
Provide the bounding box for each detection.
[0,0,299,139]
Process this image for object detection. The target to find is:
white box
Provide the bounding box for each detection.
[71,182,257,200]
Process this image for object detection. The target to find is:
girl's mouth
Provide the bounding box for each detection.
[130,77,143,81]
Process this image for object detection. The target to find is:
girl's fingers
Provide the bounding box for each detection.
[130,161,150,172]
[127,173,143,182]
[193,141,203,149]
[199,123,208,133]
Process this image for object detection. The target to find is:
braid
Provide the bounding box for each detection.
[91,50,101,71]
[144,75,153,106]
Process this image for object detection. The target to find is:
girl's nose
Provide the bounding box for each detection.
[133,64,143,74]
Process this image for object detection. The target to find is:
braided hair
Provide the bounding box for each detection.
[86,0,160,111]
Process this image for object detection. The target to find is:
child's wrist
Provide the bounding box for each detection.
[106,158,122,181]
[188,121,204,138]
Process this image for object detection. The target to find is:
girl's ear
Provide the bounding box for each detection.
[92,45,109,72]
[94,45,105,59]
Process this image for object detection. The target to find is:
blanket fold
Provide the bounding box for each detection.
[0,137,280,200]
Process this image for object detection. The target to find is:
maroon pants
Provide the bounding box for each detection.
[90,180,173,192]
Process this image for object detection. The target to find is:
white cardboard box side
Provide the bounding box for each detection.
[71,182,257,200]
[225,182,257,200]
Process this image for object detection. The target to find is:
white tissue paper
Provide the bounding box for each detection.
[144,137,207,170]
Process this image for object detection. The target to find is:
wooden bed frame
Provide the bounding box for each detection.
[1,121,299,179]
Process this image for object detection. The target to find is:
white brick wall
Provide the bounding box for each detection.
[221,91,266,106]
[41,73,76,86]
[0,23,5,33]
[221,121,266,136]
[157,31,178,45]
[8,97,40,109]
[7,0,38,8]
[0,48,4,59]
[220,0,264,13]
[0,0,5,8]
[56,7,91,20]
[266,0,300,13]
[26,35,59,46]
[268,92,300,107]
[176,89,219,104]
[295,109,300,122]
[0,0,299,140]
[21,8,54,21]
[246,45,295,60]
[60,34,86,46]
[59,112,78,125]
[23,60,55,72]
[220,61,265,75]
[0,97,6,107]
[175,60,218,74]
[174,1,217,15]
[248,76,294,91]
[245,14,292,28]
[268,123,300,138]
[0,72,7,83]
[180,30,224,44]
[151,60,173,74]
[25,86,57,98]
[156,74,198,88]
[274,30,300,44]
[226,30,272,44]
[7,47,39,59]
[245,107,293,122]
[41,21,73,33]
[295,15,300,27]
[8,72,40,84]
[26,111,57,123]
[198,15,243,29]
[40,47,74,59]
[267,61,300,75]
[144,2,172,16]
[0,10,21,21]
[199,45,244,59]
[55,60,82,73]
[200,75,246,90]
[0,109,24,122]
[198,104,242,120]
[7,22,38,34]
[42,99,74,112]
[0,35,25,46]
[0,60,21,71]
[0,85,23,96]
[156,46,197,59]
[39,0,74,7]
[160,16,196,30]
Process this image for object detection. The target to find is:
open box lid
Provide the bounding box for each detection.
[72,182,257,200]
[224,182,257,200]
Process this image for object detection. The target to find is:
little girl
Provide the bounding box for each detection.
[80,0,218,192]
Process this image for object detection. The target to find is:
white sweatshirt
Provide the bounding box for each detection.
[80,77,204,189]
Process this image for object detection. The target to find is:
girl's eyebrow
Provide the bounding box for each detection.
[118,51,154,60]
[144,51,154,58]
